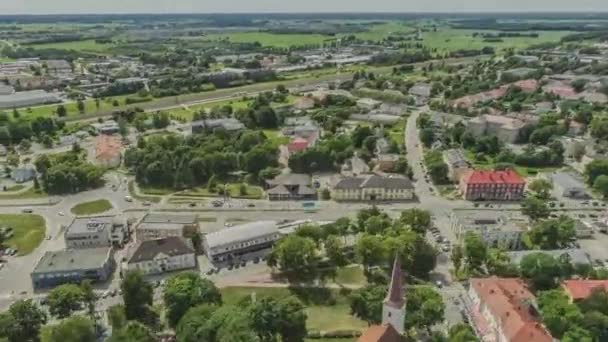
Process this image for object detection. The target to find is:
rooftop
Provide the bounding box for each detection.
[462,169,525,185]
[470,114,526,129]
[507,249,590,266]
[562,280,608,301]
[443,149,468,168]
[357,324,403,342]
[66,216,119,235]
[128,237,194,263]
[32,248,112,274]
[204,221,278,249]
[267,173,310,187]
[470,277,553,342]
[334,174,414,190]
[95,135,122,161]
[452,210,528,233]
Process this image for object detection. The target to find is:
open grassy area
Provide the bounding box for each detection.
[0,187,47,200]
[3,184,26,192]
[422,28,573,54]
[127,181,162,203]
[388,119,406,148]
[463,149,559,178]
[70,199,113,215]
[0,214,45,255]
[203,32,335,48]
[19,95,130,121]
[263,129,290,146]
[221,286,367,332]
[334,266,367,285]
[27,39,116,53]
[180,183,264,199]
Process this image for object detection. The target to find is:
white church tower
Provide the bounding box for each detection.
[382,254,406,334]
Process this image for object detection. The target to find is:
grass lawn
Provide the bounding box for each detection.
[17,95,129,121]
[0,214,45,255]
[421,28,573,54]
[462,150,559,178]
[263,129,290,147]
[70,199,113,215]
[180,183,264,199]
[334,266,367,286]
[0,187,47,200]
[221,286,367,332]
[4,184,26,192]
[127,181,162,203]
[139,186,175,196]
[27,39,116,53]
[388,119,406,148]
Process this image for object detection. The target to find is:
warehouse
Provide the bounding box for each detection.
[0,90,61,109]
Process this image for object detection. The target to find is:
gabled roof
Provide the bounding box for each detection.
[128,237,194,264]
[357,324,402,342]
[562,280,608,301]
[266,173,310,187]
[470,277,553,342]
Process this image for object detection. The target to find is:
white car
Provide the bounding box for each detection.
[58,212,65,216]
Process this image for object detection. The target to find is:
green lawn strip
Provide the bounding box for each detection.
[0,214,45,255]
[220,286,367,332]
[179,184,263,199]
[263,129,290,146]
[70,199,113,215]
[4,184,26,192]
[0,187,47,200]
[127,181,162,203]
[462,149,559,177]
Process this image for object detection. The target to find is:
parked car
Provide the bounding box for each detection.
[21,208,33,213]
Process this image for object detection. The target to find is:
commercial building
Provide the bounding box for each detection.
[460,169,526,201]
[0,90,61,109]
[332,174,414,202]
[126,237,196,275]
[507,249,590,266]
[91,120,120,135]
[466,114,526,144]
[552,172,588,199]
[443,149,470,181]
[31,248,114,289]
[562,280,608,302]
[450,211,527,250]
[265,173,317,201]
[64,216,128,249]
[191,118,245,133]
[467,277,553,342]
[94,135,122,168]
[136,213,199,242]
[203,221,281,263]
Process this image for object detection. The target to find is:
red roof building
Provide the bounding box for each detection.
[460,169,526,201]
[562,280,608,302]
[357,324,403,342]
[287,133,318,154]
[468,277,553,342]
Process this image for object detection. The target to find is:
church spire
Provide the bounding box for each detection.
[384,254,404,308]
[382,254,406,334]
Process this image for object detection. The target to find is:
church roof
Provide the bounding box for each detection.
[384,254,404,309]
[357,324,403,342]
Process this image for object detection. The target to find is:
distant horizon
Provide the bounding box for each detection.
[2,0,608,16]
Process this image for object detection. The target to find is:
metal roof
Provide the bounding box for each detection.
[204,221,278,249]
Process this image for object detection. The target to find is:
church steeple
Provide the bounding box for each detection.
[382,254,406,334]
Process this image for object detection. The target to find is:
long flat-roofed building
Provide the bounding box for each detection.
[203,221,280,263]
[64,216,127,249]
[0,90,61,109]
[31,248,114,289]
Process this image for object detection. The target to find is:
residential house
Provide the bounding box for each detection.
[552,172,588,199]
[466,114,526,144]
[341,156,371,176]
[467,277,553,342]
[126,237,196,275]
[265,173,317,201]
[31,248,115,289]
[94,135,122,168]
[203,221,281,263]
[332,174,414,202]
[136,213,199,242]
[459,169,526,201]
[450,211,527,249]
[11,168,36,183]
[64,216,128,248]
[562,280,608,302]
[287,134,318,154]
[443,149,470,182]
[408,82,431,105]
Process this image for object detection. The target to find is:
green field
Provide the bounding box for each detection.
[203,32,334,48]
[70,199,113,215]
[0,214,46,255]
[20,95,130,121]
[221,286,367,332]
[463,150,559,178]
[334,266,367,286]
[421,28,573,53]
[179,183,264,199]
[26,39,116,53]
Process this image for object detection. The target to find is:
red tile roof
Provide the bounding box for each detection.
[562,280,608,301]
[95,135,121,161]
[471,277,553,342]
[287,137,310,153]
[357,324,402,342]
[463,169,525,185]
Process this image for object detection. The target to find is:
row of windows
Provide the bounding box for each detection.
[214,235,278,253]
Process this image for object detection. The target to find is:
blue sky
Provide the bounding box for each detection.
[2,0,608,14]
